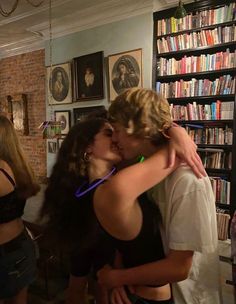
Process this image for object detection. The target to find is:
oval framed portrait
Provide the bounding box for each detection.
[108,49,143,101]
[47,62,72,105]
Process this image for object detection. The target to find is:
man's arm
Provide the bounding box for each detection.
[98,249,193,289]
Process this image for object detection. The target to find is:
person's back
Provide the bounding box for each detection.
[148,164,221,304]
[0,115,39,303]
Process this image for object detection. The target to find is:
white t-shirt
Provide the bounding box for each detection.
[148,165,222,304]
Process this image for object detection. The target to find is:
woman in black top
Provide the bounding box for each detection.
[40,116,196,303]
[0,115,39,303]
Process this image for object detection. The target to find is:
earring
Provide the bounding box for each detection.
[83,152,90,162]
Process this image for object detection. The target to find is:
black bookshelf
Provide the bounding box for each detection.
[153,0,236,221]
[177,119,233,124]
[167,95,235,104]
[156,42,236,59]
[156,68,236,81]
[197,144,232,149]
[156,20,236,39]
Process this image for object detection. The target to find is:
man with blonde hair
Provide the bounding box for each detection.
[98,88,221,304]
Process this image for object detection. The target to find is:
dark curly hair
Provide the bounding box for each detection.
[40,117,108,253]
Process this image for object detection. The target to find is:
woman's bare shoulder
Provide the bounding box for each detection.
[0,159,15,196]
[0,159,13,172]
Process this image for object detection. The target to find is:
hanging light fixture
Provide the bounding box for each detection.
[38,0,62,139]
[0,0,45,17]
[174,0,187,19]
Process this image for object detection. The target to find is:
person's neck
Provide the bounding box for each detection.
[88,162,114,183]
[140,140,166,158]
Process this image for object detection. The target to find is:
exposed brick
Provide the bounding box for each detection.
[0,50,46,183]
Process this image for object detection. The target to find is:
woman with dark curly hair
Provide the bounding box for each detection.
[41,118,117,304]
[40,111,185,304]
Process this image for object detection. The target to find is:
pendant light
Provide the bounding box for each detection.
[38,0,61,139]
[174,0,187,19]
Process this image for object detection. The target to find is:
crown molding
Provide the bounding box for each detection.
[1,0,153,58]
[29,0,153,39]
[0,36,44,59]
[0,0,70,26]
[153,0,191,11]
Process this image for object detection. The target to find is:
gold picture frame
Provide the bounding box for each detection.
[108,48,143,101]
[7,94,29,135]
[47,62,72,105]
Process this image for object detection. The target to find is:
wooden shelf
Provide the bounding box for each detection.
[206,168,232,174]
[156,41,236,58]
[216,203,231,210]
[156,68,236,81]
[226,279,236,286]
[156,20,236,39]
[197,144,232,149]
[168,95,235,103]
[175,119,234,123]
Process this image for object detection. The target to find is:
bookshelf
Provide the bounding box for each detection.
[153,0,236,241]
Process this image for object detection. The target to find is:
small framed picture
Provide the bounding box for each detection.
[73,106,105,124]
[55,110,71,135]
[58,138,64,150]
[47,62,72,105]
[8,94,29,135]
[108,48,143,101]
[72,51,104,101]
[48,140,57,154]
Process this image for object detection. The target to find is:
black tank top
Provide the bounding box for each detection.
[0,168,26,224]
[101,192,165,269]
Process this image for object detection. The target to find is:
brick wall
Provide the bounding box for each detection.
[0,49,46,183]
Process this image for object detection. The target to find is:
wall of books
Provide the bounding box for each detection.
[153,0,236,241]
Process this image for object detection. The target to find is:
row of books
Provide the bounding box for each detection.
[216,210,230,240]
[157,3,236,36]
[185,126,233,145]
[198,150,232,169]
[170,101,234,121]
[157,49,236,76]
[210,177,230,205]
[157,26,236,54]
[156,76,235,98]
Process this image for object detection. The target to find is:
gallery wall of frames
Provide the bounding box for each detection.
[46,48,143,156]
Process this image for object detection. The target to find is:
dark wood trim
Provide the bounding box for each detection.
[156,20,236,39]
[156,42,236,58]
[156,68,236,82]
[168,95,235,103]
[153,0,234,20]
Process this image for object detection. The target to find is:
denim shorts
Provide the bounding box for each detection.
[0,229,37,299]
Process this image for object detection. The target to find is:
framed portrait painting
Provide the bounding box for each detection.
[57,138,64,150]
[73,106,105,124]
[108,48,143,101]
[7,94,29,135]
[47,63,72,105]
[48,140,57,154]
[55,110,71,135]
[72,51,104,101]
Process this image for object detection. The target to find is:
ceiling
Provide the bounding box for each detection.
[0,0,181,58]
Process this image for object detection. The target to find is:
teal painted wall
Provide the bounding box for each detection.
[46,12,153,175]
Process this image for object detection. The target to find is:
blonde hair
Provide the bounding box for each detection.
[108,87,172,145]
[0,115,39,199]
